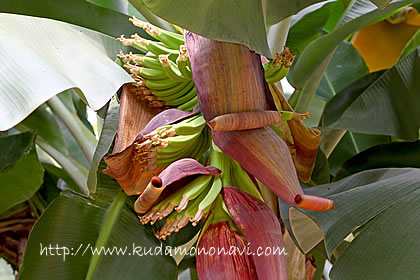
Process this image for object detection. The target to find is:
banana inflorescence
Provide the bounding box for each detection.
[108,20,333,249]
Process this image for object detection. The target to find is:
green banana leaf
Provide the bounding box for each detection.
[0,0,149,38]
[310,148,331,185]
[334,140,420,180]
[315,42,369,100]
[328,131,391,174]
[324,0,347,31]
[368,0,392,9]
[0,13,132,131]
[321,47,420,140]
[266,0,330,26]
[286,1,334,55]
[341,0,378,24]
[0,132,44,213]
[291,0,415,89]
[87,0,128,14]
[139,0,271,56]
[19,191,178,280]
[287,168,420,280]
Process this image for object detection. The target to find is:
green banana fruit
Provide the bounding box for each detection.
[190,177,222,226]
[142,78,180,90]
[174,115,206,135]
[124,64,167,80]
[131,34,179,59]
[175,175,213,212]
[159,54,190,82]
[151,81,192,98]
[165,87,197,106]
[177,96,198,111]
[265,66,290,84]
[176,46,193,79]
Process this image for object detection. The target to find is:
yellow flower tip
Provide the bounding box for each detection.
[117,35,134,46]
[179,45,188,57]
[144,23,159,37]
[158,54,170,67]
[129,16,146,28]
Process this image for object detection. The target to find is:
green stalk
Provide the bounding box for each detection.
[348,131,360,154]
[27,199,40,218]
[294,51,334,113]
[36,139,89,196]
[29,194,45,213]
[85,190,126,280]
[47,96,97,164]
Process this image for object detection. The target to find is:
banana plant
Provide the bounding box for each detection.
[1,0,420,279]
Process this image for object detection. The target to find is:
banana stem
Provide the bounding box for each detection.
[47,96,97,164]
[268,16,292,57]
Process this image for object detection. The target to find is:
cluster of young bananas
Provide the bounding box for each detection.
[263,46,296,84]
[117,17,197,111]
[139,146,262,240]
[132,114,210,171]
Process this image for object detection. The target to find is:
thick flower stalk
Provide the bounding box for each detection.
[185,32,334,211]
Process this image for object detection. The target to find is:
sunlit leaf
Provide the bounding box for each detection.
[0,13,132,131]
[0,0,149,38]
